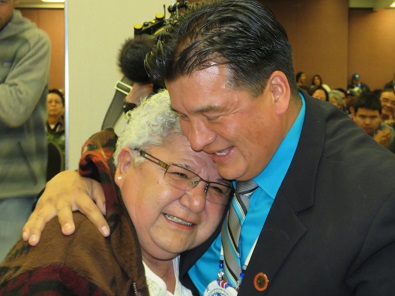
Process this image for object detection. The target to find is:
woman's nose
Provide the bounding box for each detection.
[179,182,207,213]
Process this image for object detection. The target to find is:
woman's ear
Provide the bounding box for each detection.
[115,147,134,187]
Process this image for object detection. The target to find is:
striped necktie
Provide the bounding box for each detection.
[221,179,258,287]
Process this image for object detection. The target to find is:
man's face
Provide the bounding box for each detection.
[380,91,395,118]
[166,64,288,181]
[353,108,381,136]
[0,0,15,32]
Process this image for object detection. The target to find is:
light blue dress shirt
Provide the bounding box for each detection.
[189,93,306,295]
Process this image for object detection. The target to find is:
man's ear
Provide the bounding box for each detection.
[268,71,291,116]
[115,147,134,187]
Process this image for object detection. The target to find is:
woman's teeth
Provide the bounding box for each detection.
[165,214,193,226]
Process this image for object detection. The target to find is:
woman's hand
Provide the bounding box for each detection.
[22,170,110,246]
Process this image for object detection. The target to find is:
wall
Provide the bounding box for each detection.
[264,0,394,90]
[348,8,395,90]
[66,0,174,169]
[265,0,349,90]
[20,9,64,90]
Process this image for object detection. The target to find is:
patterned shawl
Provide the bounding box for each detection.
[0,129,149,296]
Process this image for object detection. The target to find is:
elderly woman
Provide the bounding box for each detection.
[328,89,345,110]
[0,91,231,296]
[46,88,66,153]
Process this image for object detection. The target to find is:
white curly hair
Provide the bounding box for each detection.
[113,89,181,166]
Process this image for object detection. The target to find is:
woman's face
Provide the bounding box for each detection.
[300,73,306,84]
[312,89,327,101]
[47,92,64,118]
[313,76,321,86]
[115,134,229,262]
[298,73,306,84]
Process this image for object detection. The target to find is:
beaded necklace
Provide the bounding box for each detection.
[204,240,257,296]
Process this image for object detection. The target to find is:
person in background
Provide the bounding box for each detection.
[108,36,160,135]
[23,1,395,295]
[328,89,345,111]
[352,92,395,149]
[383,72,395,91]
[310,74,330,92]
[371,88,382,98]
[347,72,371,94]
[0,0,51,261]
[379,88,395,129]
[334,87,349,113]
[344,88,357,116]
[0,91,231,296]
[46,88,65,156]
[309,85,329,101]
[334,87,346,98]
[295,71,309,93]
[295,71,306,87]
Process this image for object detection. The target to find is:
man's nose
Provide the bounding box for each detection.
[184,120,216,152]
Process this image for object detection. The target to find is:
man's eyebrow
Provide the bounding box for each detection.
[171,104,222,115]
[171,105,180,113]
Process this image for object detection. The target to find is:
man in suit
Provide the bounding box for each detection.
[23,0,395,295]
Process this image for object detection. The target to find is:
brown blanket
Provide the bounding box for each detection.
[0,129,149,296]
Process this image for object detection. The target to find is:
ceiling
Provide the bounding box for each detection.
[16,0,64,9]
[16,0,394,10]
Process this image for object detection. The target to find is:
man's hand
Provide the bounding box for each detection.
[374,129,391,148]
[22,170,110,246]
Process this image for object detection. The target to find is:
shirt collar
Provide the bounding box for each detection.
[253,92,306,198]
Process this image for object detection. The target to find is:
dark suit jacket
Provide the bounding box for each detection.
[180,95,395,295]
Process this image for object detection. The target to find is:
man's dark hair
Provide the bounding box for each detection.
[354,93,382,114]
[382,88,395,95]
[145,0,297,97]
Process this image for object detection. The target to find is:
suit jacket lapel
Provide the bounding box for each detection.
[240,195,306,294]
[240,96,327,294]
[181,95,330,294]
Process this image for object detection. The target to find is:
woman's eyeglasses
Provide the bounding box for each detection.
[137,150,232,206]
